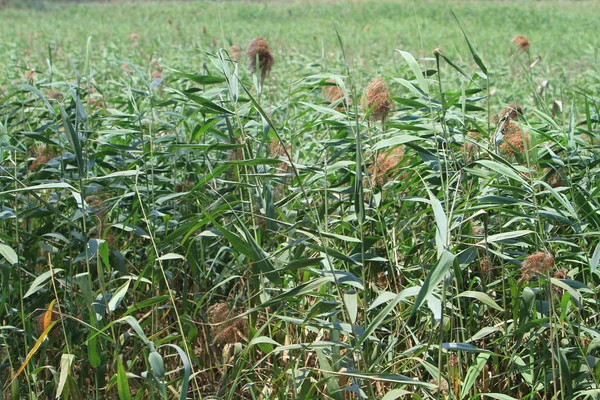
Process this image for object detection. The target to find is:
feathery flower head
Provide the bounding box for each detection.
[519,251,555,283]
[247,37,274,86]
[369,146,405,186]
[362,77,393,122]
[229,44,242,61]
[499,103,523,120]
[499,121,529,157]
[511,35,530,52]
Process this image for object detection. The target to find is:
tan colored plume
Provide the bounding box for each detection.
[362,77,393,122]
[247,37,274,87]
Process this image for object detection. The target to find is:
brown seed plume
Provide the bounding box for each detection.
[129,33,140,47]
[45,89,63,100]
[499,121,529,157]
[499,104,523,120]
[269,138,292,172]
[247,37,274,87]
[25,68,36,84]
[29,145,54,172]
[519,251,555,283]
[511,35,530,52]
[545,167,564,188]
[463,131,483,162]
[322,79,344,103]
[369,146,405,186]
[362,77,393,122]
[207,302,248,345]
[322,79,352,111]
[553,268,567,280]
[229,44,242,61]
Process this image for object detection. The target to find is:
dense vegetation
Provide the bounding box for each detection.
[1,0,599,399]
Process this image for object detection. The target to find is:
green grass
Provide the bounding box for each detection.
[1,0,600,399]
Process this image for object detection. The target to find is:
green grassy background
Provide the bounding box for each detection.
[1,0,599,111]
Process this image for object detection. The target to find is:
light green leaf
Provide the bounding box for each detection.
[477,230,533,245]
[343,290,358,324]
[591,242,600,273]
[157,253,185,261]
[117,357,132,400]
[468,326,501,342]
[358,286,420,348]
[461,353,490,399]
[428,188,448,256]
[442,342,491,353]
[476,160,528,186]
[0,182,76,196]
[117,316,151,347]
[90,169,141,180]
[24,269,64,298]
[408,250,455,324]
[457,291,504,311]
[397,50,429,95]
[0,243,18,265]
[148,351,165,379]
[481,394,520,400]
[372,135,420,150]
[56,353,74,399]
[160,344,191,400]
[381,389,412,400]
[108,280,131,313]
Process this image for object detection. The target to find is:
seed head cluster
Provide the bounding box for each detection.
[362,77,393,121]
[499,103,523,120]
[269,138,292,172]
[29,145,54,172]
[207,302,248,345]
[322,79,345,103]
[247,37,274,86]
[512,35,531,52]
[229,44,242,61]
[369,146,405,186]
[499,120,529,157]
[519,251,555,283]
[463,131,483,162]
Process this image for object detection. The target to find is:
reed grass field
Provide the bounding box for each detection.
[1,0,600,398]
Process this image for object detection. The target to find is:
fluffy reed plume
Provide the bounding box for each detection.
[129,33,139,47]
[25,68,36,84]
[322,79,344,103]
[369,146,405,186]
[362,77,393,122]
[207,302,248,345]
[544,167,564,188]
[499,103,523,120]
[269,138,292,172]
[29,145,54,172]
[247,37,274,87]
[463,131,483,162]
[480,255,494,281]
[229,44,242,61]
[511,35,530,52]
[499,121,529,157]
[554,268,567,280]
[322,79,351,111]
[88,86,106,109]
[44,89,63,100]
[519,251,555,283]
